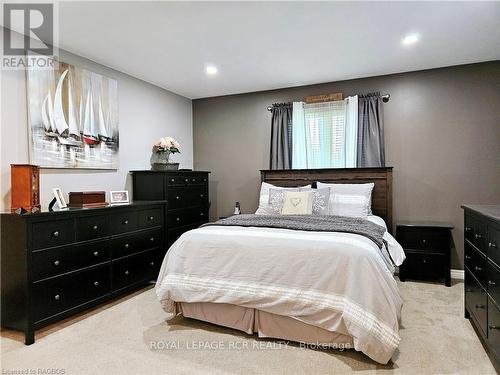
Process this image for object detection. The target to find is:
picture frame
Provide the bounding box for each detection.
[52,188,67,209]
[110,190,129,205]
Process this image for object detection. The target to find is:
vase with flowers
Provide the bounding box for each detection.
[150,137,181,171]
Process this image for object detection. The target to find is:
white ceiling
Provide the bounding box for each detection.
[20,2,500,98]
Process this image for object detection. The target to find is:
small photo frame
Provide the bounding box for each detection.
[110,190,129,205]
[52,188,67,209]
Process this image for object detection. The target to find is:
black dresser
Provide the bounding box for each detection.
[463,205,500,367]
[397,221,453,286]
[1,201,165,344]
[131,170,210,247]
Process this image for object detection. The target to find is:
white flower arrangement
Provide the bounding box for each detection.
[154,137,181,154]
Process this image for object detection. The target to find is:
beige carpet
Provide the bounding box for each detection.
[1,280,496,375]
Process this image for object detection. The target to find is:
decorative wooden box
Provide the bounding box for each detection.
[11,164,40,213]
[68,191,108,208]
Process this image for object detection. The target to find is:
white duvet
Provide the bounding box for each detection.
[156,216,405,364]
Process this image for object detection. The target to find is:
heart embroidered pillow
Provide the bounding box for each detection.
[281,191,313,215]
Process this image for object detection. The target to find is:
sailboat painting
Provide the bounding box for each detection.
[26,61,119,169]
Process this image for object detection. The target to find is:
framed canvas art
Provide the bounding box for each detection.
[26,61,119,169]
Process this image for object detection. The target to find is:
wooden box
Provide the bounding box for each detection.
[68,191,108,208]
[11,164,40,213]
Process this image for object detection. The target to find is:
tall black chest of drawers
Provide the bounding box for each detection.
[1,202,165,344]
[132,170,210,247]
[462,205,500,368]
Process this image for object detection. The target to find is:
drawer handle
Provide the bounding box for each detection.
[176,217,180,222]
[93,281,99,287]
[125,270,130,276]
[489,280,496,287]
[475,266,483,272]
[475,304,485,309]
[200,194,204,198]
[465,227,472,232]
[422,239,426,244]
[466,288,473,293]
[176,196,180,200]
[150,261,155,266]
[192,178,196,182]
[150,237,155,242]
[93,251,99,256]
[200,213,204,216]
[52,231,59,237]
[92,225,99,231]
[123,220,129,225]
[475,233,482,239]
[203,178,207,182]
[489,325,500,330]
[54,294,61,301]
[171,178,175,182]
[124,243,130,249]
[489,242,497,249]
[185,178,189,182]
[465,255,471,260]
[148,216,154,221]
[422,259,427,263]
[53,260,60,266]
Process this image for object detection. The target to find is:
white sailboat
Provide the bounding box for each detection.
[41,90,57,137]
[82,88,100,145]
[96,96,110,140]
[53,69,80,147]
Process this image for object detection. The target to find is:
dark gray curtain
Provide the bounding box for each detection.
[357,92,385,167]
[270,103,293,169]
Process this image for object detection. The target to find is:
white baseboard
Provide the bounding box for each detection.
[451,269,464,280]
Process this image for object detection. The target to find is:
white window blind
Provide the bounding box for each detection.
[292,97,357,169]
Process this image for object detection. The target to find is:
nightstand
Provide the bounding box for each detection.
[397,221,453,287]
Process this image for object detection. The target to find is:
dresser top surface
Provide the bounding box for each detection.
[131,170,210,174]
[2,200,167,218]
[462,204,500,223]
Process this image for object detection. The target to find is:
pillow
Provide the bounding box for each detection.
[282,191,313,215]
[255,182,311,215]
[331,194,370,218]
[268,188,299,214]
[317,182,374,216]
[299,187,331,215]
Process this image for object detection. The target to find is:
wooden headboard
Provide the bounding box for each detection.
[260,167,393,233]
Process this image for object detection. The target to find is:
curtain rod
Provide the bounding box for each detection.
[266,94,390,111]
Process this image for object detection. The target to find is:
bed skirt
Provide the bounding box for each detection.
[175,302,354,350]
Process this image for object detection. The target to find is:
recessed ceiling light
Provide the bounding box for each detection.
[206,65,218,75]
[402,34,419,45]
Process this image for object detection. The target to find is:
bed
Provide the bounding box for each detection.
[155,167,404,364]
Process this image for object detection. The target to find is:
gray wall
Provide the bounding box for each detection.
[1,29,193,210]
[193,61,500,269]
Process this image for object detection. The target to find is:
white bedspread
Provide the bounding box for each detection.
[156,219,405,364]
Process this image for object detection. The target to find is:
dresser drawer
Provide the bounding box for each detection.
[400,252,445,279]
[109,211,138,234]
[32,219,74,250]
[76,215,108,241]
[191,206,209,223]
[167,208,193,229]
[488,225,500,268]
[187,174,208,185]
[167,186,190,209]
[111,249,158,291]
[166,174,186,186]
[138,207,162,229]
[488,297,500,360]
[465,270,488,337]
[189,186,209,207]
[488,260,500,306]
[473,218,488,254]
[32,240,110,281]
[465,214,475,243]
[465,241,487,288]
[111,229,161,259]
[32,264,111,322]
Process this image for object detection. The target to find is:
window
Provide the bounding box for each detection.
[292,97,358,169]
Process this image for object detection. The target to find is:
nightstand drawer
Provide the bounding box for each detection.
[397,227,449,253]
[400,252,445,279]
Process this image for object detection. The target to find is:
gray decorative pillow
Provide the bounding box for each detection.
[268,188,299,214]
[300,187,331,215]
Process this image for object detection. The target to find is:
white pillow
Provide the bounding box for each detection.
[255,182,311,215]
[317,182,374,217]
[282,191,313,215]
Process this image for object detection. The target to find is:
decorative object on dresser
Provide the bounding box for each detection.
[110,190,130,205]
[10,164,40,213]
[462,205,500,368]
[51,188,67,210]
[0,202,165,345]
[132,170,210,247]
[68,191,108,208]
[150,137,181,171]
[397,221,453,287]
